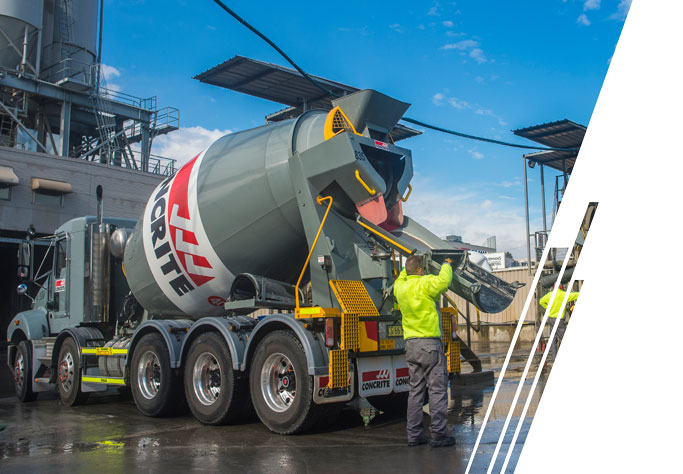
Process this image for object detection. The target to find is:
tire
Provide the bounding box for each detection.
[57,338,89,406]
[130,332,185,417]
[367,392,409,415]
[13,340,38,402]
[249,330,324,434]
[184,332,251,425]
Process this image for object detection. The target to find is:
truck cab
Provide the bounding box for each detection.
[8,215,137,402]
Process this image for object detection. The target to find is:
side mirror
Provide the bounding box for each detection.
[17,241,31,279]
[17,283,35,304]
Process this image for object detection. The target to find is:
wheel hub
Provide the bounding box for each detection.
[192,352,222,406]
[13,354,24,384]
[260,352,297,413]
[137,351,162,400]
[59,352,74,391]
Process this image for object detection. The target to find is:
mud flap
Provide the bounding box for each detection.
[357,356,393,397]
[313,371,354,404]
[392,355,410,393]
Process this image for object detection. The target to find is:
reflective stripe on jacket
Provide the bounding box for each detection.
[393,263,453,339]
[539,289,580,319]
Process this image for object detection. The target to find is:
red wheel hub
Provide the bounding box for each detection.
[58,360,69,383]
[13,361,21,383]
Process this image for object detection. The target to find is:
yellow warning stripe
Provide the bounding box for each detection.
[81,347,128,356]
[81,376,126,385]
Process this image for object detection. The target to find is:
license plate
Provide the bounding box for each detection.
[387,325,403,337]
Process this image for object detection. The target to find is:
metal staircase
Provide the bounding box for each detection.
[73,64,180,176]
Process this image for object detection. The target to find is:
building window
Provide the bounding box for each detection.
[33,190,63,206]
[31,177,72,207]
[0,166,18,199]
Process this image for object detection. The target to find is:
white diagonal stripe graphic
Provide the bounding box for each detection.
[499,275,579,473]
[464,242,553,474]
[485,250,571,474]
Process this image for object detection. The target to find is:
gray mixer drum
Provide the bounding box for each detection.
[123,112,330,318]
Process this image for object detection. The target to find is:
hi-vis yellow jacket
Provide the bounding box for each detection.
[393,263,453,339]
[539,289,580,319]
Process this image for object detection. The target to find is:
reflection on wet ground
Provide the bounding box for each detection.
[0,342,548,473]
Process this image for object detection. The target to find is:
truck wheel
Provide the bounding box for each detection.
[13,340,38,402]
[131,332,184,417]
[57,338,89,406]
[367,392,408,415]
[184,332,251,425]
[249,330,323,434]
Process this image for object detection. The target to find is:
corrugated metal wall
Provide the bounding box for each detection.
[447,267,538,325]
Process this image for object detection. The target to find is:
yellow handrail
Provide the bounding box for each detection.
[354,170,376,196]
[390,248,399,278]
[401,184,413,202]
[295,195,334,316]
[357,218,413,254]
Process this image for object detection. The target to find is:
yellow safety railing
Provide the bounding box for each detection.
[354,170,376,196]
[356,217,413,255]
[401,184,412,202]
[295,196,333,317]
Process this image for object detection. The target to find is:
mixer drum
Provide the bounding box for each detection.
[123,111,330,318]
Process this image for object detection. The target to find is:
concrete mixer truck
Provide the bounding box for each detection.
[7,90,520,434]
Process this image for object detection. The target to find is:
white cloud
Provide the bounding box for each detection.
[433,91,506,126]
[418,24,426,30]
[441,39,479,50]
[403,176,529,256]
[100,64,120,81]
[609,0,631,20]
[389,23,402,33]
[469,48,488,64]
[427,2,440,16]
[448,97,470,109]
[99,64,122,93]
[433,92,470,110]
[442,20,454,27]
[432,92,445,105]
[577,13,591,26]
[469,150,485,160]
[151,126,232,167]
[441,38,489,64]
[584,0,600,11]
[500,179,522,188]
[475,107,507,126]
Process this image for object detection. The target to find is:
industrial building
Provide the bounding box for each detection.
[0,1,178,342]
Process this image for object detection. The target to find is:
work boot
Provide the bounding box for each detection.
[408,434,430,447]
[430,435,455,448]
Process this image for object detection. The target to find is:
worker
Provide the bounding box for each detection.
[539,284,580,361]
[394,255,455,448]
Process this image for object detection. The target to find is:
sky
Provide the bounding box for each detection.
[99,0,630,258]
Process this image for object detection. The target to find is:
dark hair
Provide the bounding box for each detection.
[405,255,424,275]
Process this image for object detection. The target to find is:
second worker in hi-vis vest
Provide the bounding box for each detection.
[393,255,455,448]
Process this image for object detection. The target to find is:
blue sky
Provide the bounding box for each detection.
[101,0,630,257]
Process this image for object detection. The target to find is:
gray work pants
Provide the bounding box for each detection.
[405,337,449,441]
[548,317,567,361]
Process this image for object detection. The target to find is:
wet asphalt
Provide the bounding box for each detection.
[0,341,547,473]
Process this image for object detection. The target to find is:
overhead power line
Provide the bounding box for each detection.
[210,0,579,153]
